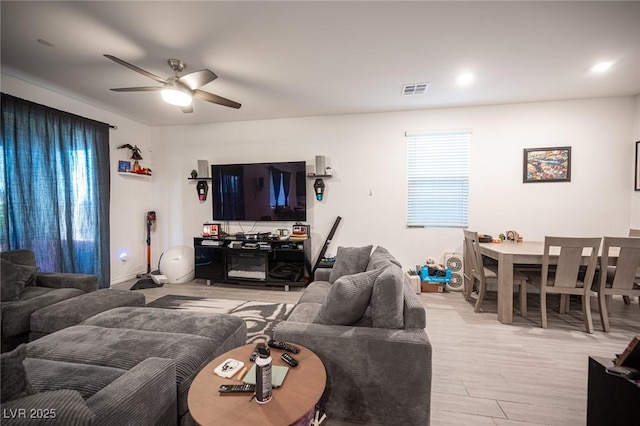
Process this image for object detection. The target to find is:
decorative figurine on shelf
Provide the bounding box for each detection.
[117,144,143,172]
[191,169,198,179]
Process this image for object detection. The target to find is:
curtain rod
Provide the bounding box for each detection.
[1,93,117,129]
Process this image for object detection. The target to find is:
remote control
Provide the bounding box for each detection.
[219,384,256,393]
[281,353,299,367]
[267,339,300,354]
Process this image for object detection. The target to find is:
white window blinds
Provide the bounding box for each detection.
[405,130,471,228]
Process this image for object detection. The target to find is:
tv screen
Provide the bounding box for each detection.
[211,161,307,222]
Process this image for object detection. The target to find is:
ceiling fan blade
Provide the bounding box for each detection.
[180,105,194,114]
[104,54,167,84]
[110,87,162,92]
[193,89,241,109]
[178,69,217,91]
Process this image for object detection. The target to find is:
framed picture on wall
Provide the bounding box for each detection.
[118,160,131,172]
[523,146,571,183]
[635,141,640,191]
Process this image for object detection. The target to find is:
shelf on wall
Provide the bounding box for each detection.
[187,177,212,181]
[306,174,332,179]
[118,172,151,178]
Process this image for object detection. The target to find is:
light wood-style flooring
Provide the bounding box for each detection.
[113,279,640,425]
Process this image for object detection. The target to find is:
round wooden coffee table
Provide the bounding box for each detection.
[188,343,326,425]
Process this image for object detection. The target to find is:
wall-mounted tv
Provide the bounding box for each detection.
[211,161,307,222]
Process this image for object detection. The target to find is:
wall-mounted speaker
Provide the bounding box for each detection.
[315,155,326,175]
[443,252,464,291]
[197,160,209,178]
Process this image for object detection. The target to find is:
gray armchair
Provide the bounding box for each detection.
[1,250,99,352]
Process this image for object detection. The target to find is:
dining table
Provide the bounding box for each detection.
[477,241,619,324]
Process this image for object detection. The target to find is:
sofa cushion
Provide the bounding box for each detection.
[1,288,85,338]
[23,358,125,400]
[370,265,405,329]
[297,281,332,304]
[1,344,35,403]
[0,389,95,426]
[366,246,402,271]
[287,303,323,323]
[26,324,224,417]
[30,289,146,337]
[0,250,37,268]
[317,269,382,325]
[1,259,37,302]
[328,245,373,284]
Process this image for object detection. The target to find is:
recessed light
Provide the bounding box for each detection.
[456,73,474,85]
[591,61,614,73]
[37,38,55,47]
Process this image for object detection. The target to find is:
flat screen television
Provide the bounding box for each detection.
[211,161,307,222]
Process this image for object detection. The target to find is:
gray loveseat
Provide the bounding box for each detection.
[274,245,432,425]
[1,250,99,352]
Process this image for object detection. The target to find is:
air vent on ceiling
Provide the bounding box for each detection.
[402,82,430,96]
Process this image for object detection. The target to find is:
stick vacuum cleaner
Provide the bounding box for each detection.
[134,211,162,287]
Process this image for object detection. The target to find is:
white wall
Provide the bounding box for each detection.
[151,96,638,270]
[3,72,637,279]
[1,74,153,285]
[631,95,640,229]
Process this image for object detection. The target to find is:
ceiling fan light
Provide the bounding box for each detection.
[161,88,192,107]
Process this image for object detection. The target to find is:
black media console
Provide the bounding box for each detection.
[194,237,311,289]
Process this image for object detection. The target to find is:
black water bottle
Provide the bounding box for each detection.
[255,345,272,404]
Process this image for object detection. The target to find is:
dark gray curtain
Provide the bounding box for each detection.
[1,94,111,287]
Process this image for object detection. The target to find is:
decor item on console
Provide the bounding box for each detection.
[273,245,431,425]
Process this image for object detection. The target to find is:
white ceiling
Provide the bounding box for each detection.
[2,1,639,127]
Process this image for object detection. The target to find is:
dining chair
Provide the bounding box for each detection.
[463,230,529,316]
[596,236,640,332]
[532,236,601,333]
[622,229,640,305]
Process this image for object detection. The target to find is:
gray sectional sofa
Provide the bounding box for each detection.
[274,245,432,425]
[1,250,99,352]
[1,307,248,426]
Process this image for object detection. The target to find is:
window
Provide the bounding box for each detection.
[405,130,471,228]
[1,94,111,286]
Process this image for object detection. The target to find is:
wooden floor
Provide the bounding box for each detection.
[113,279,640,425]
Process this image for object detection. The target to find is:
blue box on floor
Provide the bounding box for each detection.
[420,266,451,283]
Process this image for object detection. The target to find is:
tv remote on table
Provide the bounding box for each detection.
[219,384,256,393]
[268,339,300,354]
[281,353,299,367]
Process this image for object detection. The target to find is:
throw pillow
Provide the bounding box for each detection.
[1,344,35,403]
[370,265,405,329]
[328,245,373,284]
[366,246,402,271]
[1,258,37,302]
[316,269,382,325]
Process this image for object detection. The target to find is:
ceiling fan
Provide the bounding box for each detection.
[104,54,241,113]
